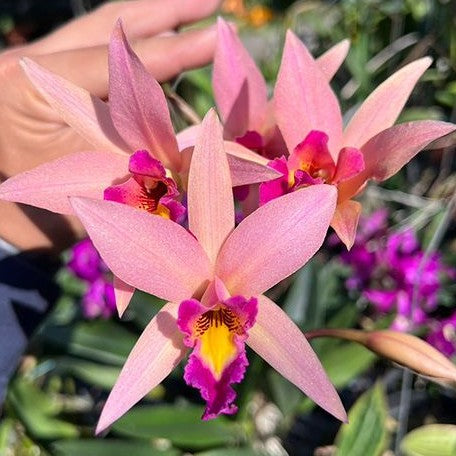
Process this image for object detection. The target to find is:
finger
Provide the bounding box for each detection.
[32,26,217,98]
[31,0,221,54]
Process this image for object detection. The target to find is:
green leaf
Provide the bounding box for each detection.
[56,268,87,296]
[0,418,43,455]
[335,383,389,456]
[298,342,376,414]
[283,260,348,330]
[11,376,60,415]
[55,357,165,398]
[42,320,136,365]
[0,418,14,452]
[7,378,78,440]
[182,68,213,96]
[127,290,165,330]
[319,342,376,389]
[283,261,315,325]
[311,303,359,354]
[398,107,444,123]
[52,439,181,456]
[401,424,456,456]
[196,449,260,456]
[267,370,301,416]
[56,357,121,390]
[405,0,432,21]
[112,405,241,450]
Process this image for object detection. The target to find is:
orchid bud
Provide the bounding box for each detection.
[306,328,456,384]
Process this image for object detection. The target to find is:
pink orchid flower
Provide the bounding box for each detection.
[179,17,350,160]
[103,149,186,222]
[69,109,346,432]
[0,21,279,313]
[214,18,350,158]
[266,31,456,249]
[180,17,350,214]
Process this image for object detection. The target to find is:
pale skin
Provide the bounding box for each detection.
[0,0,221,252]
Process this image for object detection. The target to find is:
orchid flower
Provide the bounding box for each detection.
[0,21,279,313]
[69,109,346,431]
[212,18,350,158]
[263,30,456,249]
[179,18,350,161]
[181,17,348,214]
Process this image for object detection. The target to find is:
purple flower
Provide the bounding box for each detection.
[355,208,388,244]
[82,279,116,319]
[68,238,104,281]
[363,289,397,313]
[342,245,377,290]
[339,211,454,341]
[67,238,117,319]
[426,312,456,357]
[385,229,419,262]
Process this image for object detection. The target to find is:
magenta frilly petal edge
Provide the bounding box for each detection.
[177,295,257,419]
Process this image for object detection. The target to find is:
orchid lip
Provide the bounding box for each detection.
[259,130,365,206]
[177,289,258,419]
[104,150,185,222]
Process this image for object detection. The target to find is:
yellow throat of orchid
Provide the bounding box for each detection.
[196,308,240,379]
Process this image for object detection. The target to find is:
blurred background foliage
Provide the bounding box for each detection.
[0,1,455,455]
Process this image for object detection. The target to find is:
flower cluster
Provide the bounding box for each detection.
[68,238,116,320]
[339,210,456,356]
[0,17,455,432]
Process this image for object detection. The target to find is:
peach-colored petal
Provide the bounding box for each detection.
[361,120,456,182]
[316,39,350,81]
[274,31,343,158]
[248,295,347,422]
[96,302,187,433]
[216,185,337,296]
[176,124,201,151]
[188,110,234,265]
[70,197,212,303]
[339,120,456,202]
[108,21,181,171]
[332,147,365,184]
[20,58,128,155]
[330,199,361,250]
[113,276,135,318]
[224,141,281,186]
[213,18,268,138]
[343,58,432,148]
[0,151,129,214]
[176,140,280,188]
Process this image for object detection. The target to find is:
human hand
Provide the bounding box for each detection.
[0,0,220,252]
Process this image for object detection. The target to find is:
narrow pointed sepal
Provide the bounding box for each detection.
[108,21,181,170]
[113,276,135,317]
[247,295,347,422]
[217,184,337,296]
[0,151,129,214]
[70,197,212,304]
[187,109,234,264]
[20,58,128,154]
[317,39,350,81]
[96,302,187,434]
[274,30,343,157]
[331,199,362,250]
[213,18,268,137]
[343,58,432,149]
